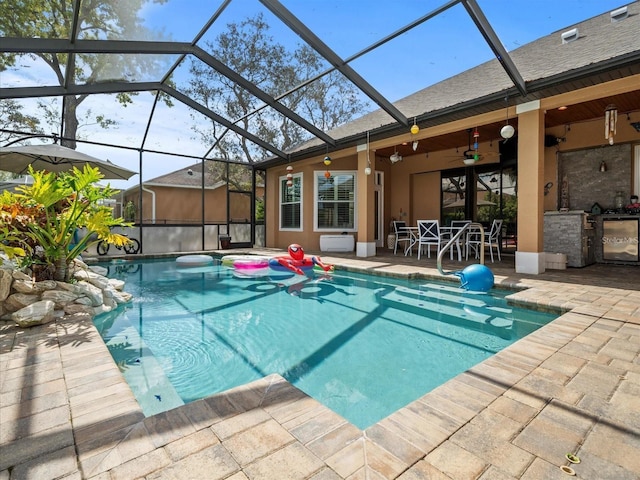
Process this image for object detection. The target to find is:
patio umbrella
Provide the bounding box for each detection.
[0,144,137,180]
[444,198,496,208]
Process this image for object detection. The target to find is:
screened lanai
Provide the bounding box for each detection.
[2,0,640,256]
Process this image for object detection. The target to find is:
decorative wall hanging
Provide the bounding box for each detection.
[605,104,617,145]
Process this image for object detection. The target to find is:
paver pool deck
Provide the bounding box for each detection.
[1,250,639,479]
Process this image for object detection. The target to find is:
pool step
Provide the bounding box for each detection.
[376,285,514,339]
[105,324,185,416]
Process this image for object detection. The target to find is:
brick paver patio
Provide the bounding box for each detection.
[1,250,639,479]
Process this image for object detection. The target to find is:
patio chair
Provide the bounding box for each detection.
[467,219,503,262]
[486,219,503,262]
[416,220,441,259]
[393,221,413,255]
[465,224,483,260]
[448,220,471,261]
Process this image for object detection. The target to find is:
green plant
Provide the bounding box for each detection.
[1,165,133,281]
[123,201,137,222]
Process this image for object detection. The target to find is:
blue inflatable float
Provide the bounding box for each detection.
[456,264,494,292]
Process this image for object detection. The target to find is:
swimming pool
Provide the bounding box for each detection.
[93,258,556,429]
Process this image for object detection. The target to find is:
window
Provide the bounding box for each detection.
[315,171,357,231]
[280,173,302,230]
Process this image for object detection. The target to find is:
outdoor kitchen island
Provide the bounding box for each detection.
[544,211,596,268]
[544,211,640,267]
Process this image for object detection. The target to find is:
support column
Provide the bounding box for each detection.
[515,100,546,274]
[356,146,376,257]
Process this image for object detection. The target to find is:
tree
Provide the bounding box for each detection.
[0,99,44,181]
[0,99,43,145]
[0,0,170,148]
[187,13,368,166]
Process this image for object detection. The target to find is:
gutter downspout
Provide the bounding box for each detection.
[142,185,156,224]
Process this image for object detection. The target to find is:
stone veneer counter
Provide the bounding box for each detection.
[544,211,595,268]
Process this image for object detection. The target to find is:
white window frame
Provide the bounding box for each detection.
[313,170,358,232]
[279,172,303,231]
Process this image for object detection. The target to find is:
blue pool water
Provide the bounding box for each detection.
[93,258,556,429]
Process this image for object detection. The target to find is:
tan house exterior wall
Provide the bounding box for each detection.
[124,186,264,225]
[265,75,640,258]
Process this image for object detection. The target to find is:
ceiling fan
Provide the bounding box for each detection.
[449,128,500,165]
[389,147,402,164]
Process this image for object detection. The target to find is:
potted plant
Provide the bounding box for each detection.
[0,165,133,282]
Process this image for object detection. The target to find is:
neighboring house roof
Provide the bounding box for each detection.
[122,161,264,194]
[284,1,640,157]
[123,163,225,193]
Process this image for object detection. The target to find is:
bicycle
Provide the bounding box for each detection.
[97,237,141,256]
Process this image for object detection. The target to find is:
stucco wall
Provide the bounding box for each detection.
[267,153,359,251]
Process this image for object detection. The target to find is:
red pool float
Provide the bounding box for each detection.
[269,244,333,276]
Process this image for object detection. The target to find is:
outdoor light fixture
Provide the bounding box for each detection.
[500,96,515,140]
[286,164,293,187]
[412,140,419,151]
[500,124,515,140]
[599,160,608,172]
[410,117,419,135]
[605,104,617,145]
[364,131,372,175]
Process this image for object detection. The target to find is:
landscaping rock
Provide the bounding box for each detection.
[12,279,57,295]
[64,303,97,316]
[0,269,11,301]
[4,293,41,312]
[109,278,125,291]
[11,270,32,282]
[41,290,81,308]
[75,281,104,307]
[102,285,133,304]
[12,300,56,327]
[89,265,109,277]
[74,269,111,290]
[0,259,132,328]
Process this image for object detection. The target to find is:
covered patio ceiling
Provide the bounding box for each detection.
[377,90,640,159]
[1,0,639,175]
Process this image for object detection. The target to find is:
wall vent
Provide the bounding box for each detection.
[561,28,579,44]
[610,6,628,23]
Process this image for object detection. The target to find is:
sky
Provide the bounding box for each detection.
[2,0,632,192]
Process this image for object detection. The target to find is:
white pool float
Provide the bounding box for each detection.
[176,254,214,267]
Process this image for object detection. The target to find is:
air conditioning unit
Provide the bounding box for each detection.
[390,152,402,164]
